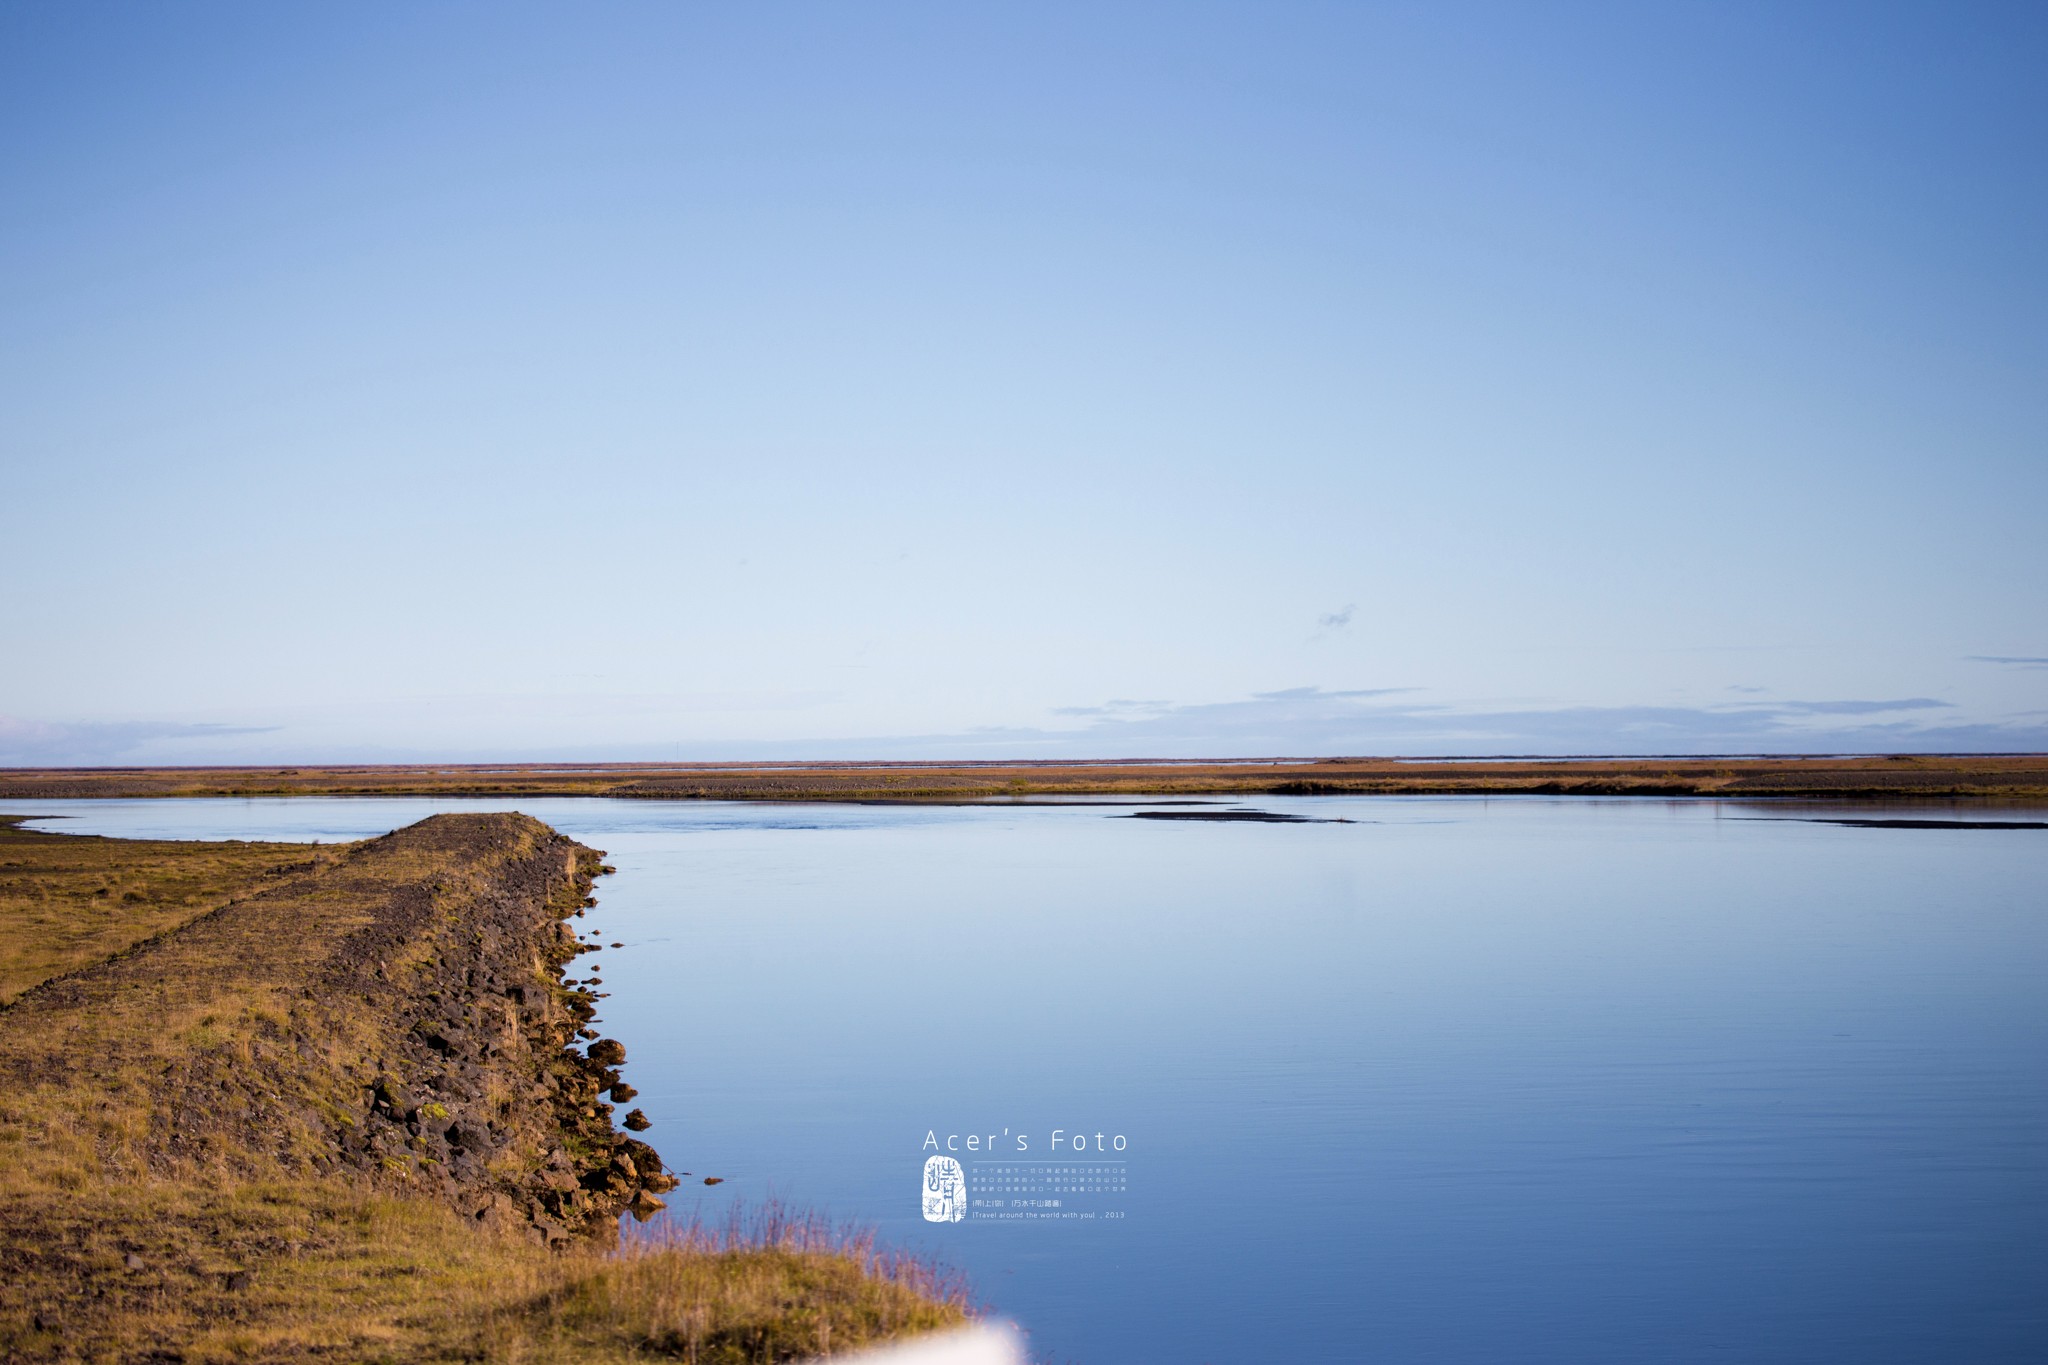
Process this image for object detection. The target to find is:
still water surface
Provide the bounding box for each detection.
[12,796,2046,1364]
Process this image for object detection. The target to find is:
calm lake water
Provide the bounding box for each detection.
[12,795,2047,1364]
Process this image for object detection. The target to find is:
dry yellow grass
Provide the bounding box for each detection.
[0,815,314,1006]
[0,815,969,1363]
[0,1174,969,1363]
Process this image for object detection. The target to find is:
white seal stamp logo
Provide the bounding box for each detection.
[922,1154,966,1223]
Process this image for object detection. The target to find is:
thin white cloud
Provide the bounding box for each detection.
[0,717,279,766]
[1759,698,1951,715]
[6,688,2044,766]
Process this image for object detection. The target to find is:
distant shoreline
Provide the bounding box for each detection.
[2,753,2045,802]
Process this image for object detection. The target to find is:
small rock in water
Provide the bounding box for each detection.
[623,1109,651,1131]
[702,1176,724,1185]
[609,942,623,948]
[609,1083,638,1102]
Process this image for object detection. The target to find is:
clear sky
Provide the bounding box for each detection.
[3,1,2044,762]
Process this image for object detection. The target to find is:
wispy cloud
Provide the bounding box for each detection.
[1049,698,1174,718]
[982,689,2026,758]
[1970,655,2048,668]
[0,717,279,766]
[1251,686,1415,702]
[1760,698,1952,715]
[1306,604,1357,644]
[4,689,2042,767]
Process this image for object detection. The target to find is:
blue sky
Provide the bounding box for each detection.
[2,1,2044,763]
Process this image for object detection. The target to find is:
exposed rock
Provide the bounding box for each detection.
[295,817,672,1244]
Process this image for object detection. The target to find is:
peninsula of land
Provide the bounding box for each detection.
[0,813,965,1362]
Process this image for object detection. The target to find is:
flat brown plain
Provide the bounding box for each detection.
[1,753,2044,802]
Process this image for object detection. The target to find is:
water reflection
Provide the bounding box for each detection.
[11,796,2046,1364]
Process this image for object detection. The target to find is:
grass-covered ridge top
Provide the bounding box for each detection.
[2,752,2044,802]
[0,813,970,1362]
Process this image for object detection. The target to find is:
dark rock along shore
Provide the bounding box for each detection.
[310,816,680,1243]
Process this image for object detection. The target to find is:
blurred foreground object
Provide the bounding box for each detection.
[814,1322,1026,1364]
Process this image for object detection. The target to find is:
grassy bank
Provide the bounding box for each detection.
[2,753,2044,803]
[0,815,313,1007]
[0,813,968,1363]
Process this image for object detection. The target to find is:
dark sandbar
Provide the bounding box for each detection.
[1121,809,1353,823]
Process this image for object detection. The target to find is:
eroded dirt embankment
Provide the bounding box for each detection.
[0,812,676,1247]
